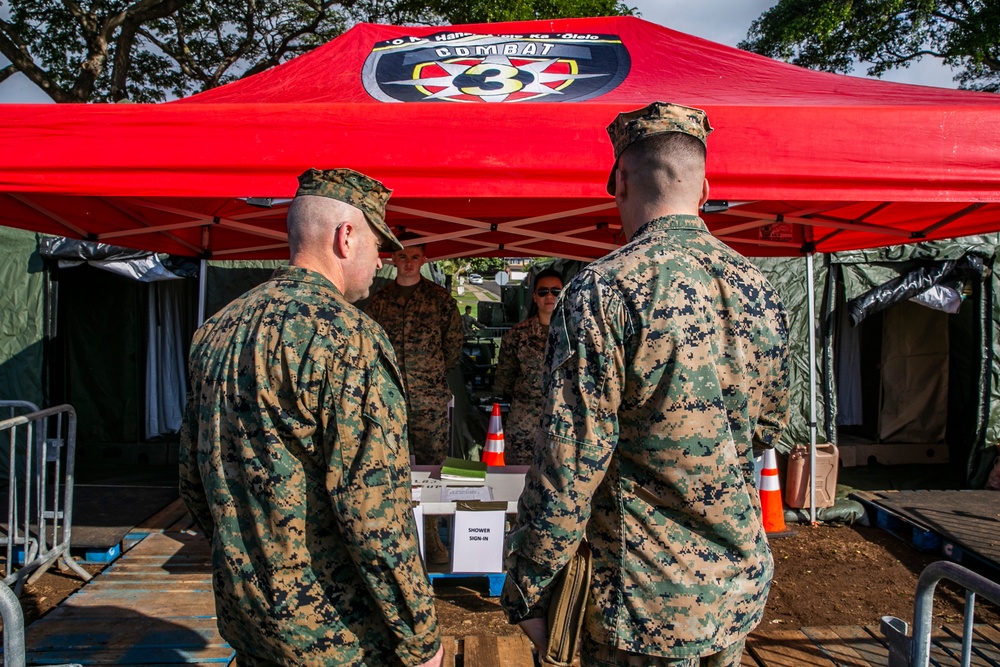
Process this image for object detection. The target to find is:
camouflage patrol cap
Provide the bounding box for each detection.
[295,168,403,252]
[605,102,713,195]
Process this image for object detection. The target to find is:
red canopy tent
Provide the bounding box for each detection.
[0,15,998,261]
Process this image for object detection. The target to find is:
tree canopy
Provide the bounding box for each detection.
[739,0,1000,92]
[0,0,634,103]
[468,257,507,275]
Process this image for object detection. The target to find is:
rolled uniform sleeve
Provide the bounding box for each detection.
[502,271,629,622]
[322,332,440,665]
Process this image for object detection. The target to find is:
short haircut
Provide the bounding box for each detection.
[533,268,564,289]
[465,306,472,312]
[630,131,706,164]
[394,231,426,254]
[287,195,344,256]
[620,132,706,203]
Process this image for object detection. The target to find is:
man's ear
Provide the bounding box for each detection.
[332,221,352,258]
[615,165,627,201]
[699,178,710,208]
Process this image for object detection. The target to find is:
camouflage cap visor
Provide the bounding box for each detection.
[296,168,403,251]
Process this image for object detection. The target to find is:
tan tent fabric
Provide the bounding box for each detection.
[879,302,949,443]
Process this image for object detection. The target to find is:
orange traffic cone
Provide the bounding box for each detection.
[759,448,792,536]
[481,403,506,466]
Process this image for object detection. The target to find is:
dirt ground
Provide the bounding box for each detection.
[7,522,999,636]
[4,562,104,629]
[431,522,1000,637]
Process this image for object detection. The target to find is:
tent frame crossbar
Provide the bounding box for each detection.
[6,194,88,237]
[99,198,202,254]
[387,202,620,253]
[720,206,914,239]
[920,203,987,237]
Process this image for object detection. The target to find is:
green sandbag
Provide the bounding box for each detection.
[783,499,867,525]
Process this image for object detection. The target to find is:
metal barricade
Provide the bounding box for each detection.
[1,400,40,595]
[2,577,82,667]
[0,578,26,667]
[0,404,91,595]
[881,560,1000,667]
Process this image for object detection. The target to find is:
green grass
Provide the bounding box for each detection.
[454,284,504,315]
[454,290,479,315]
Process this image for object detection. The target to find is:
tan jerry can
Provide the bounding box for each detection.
[784,444,839,509]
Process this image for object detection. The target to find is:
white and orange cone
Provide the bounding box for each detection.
[481,403,506,466]
[759,448,791,535]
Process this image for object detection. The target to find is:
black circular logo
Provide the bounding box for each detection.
[362,31,630,103]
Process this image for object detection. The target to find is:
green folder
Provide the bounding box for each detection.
[440,457,487,482]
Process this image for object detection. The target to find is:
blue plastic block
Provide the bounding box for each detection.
[122,531,150,552]
[875,510,910,541]
[82,543,121,563]
[426,571,506,597]
[875,509,898,530]
[486,572,505,597]
[942,541,964,562]
[911,527,942,553]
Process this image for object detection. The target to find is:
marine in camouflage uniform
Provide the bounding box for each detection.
[365,273,464,465]
[180,168,440,667]
[461,307,484,338]
[493,269,563,466]
[492,316,548,465]
[502,104,790,665]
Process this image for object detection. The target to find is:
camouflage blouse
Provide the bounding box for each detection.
[180,267,439,666]
[364,278,464,464]
[493,316,548,465]
[502,216,790,658]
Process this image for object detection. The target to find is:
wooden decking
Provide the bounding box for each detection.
[24,531,229,665]
[441,635,536,666]
[853,490,1000,579]
[747,623,1000,666]
[19,518,1000,666]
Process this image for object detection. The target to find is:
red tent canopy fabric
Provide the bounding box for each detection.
[0,16,998,259]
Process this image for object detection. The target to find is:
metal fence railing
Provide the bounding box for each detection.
[881,560,1000,667]
[0,404,91,595]
[1,577,82,667]
[0,577,27,667]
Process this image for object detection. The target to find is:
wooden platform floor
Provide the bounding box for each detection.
[0,485,180,551]
[748,623,1000,666]
[24,531,231,666]
[854,490,1000,569]
[22,528,1000,666]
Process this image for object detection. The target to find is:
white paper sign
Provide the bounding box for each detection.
[444,485,493,502]
[412,504,425,563]
[451,510,506,573]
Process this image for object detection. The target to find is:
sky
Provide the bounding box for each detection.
[0,0,960,103]
[632,0,958,88]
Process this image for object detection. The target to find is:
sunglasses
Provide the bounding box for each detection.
[535,288,562,297]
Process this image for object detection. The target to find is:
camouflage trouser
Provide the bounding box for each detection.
[581,637,747,667]
[409,399,450,465]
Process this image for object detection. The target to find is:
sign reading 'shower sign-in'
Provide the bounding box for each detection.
[362,31,631,103]
[450,508,507,573]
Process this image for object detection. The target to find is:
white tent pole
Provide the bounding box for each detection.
[198,258,207,327]
[807,252,818,524]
